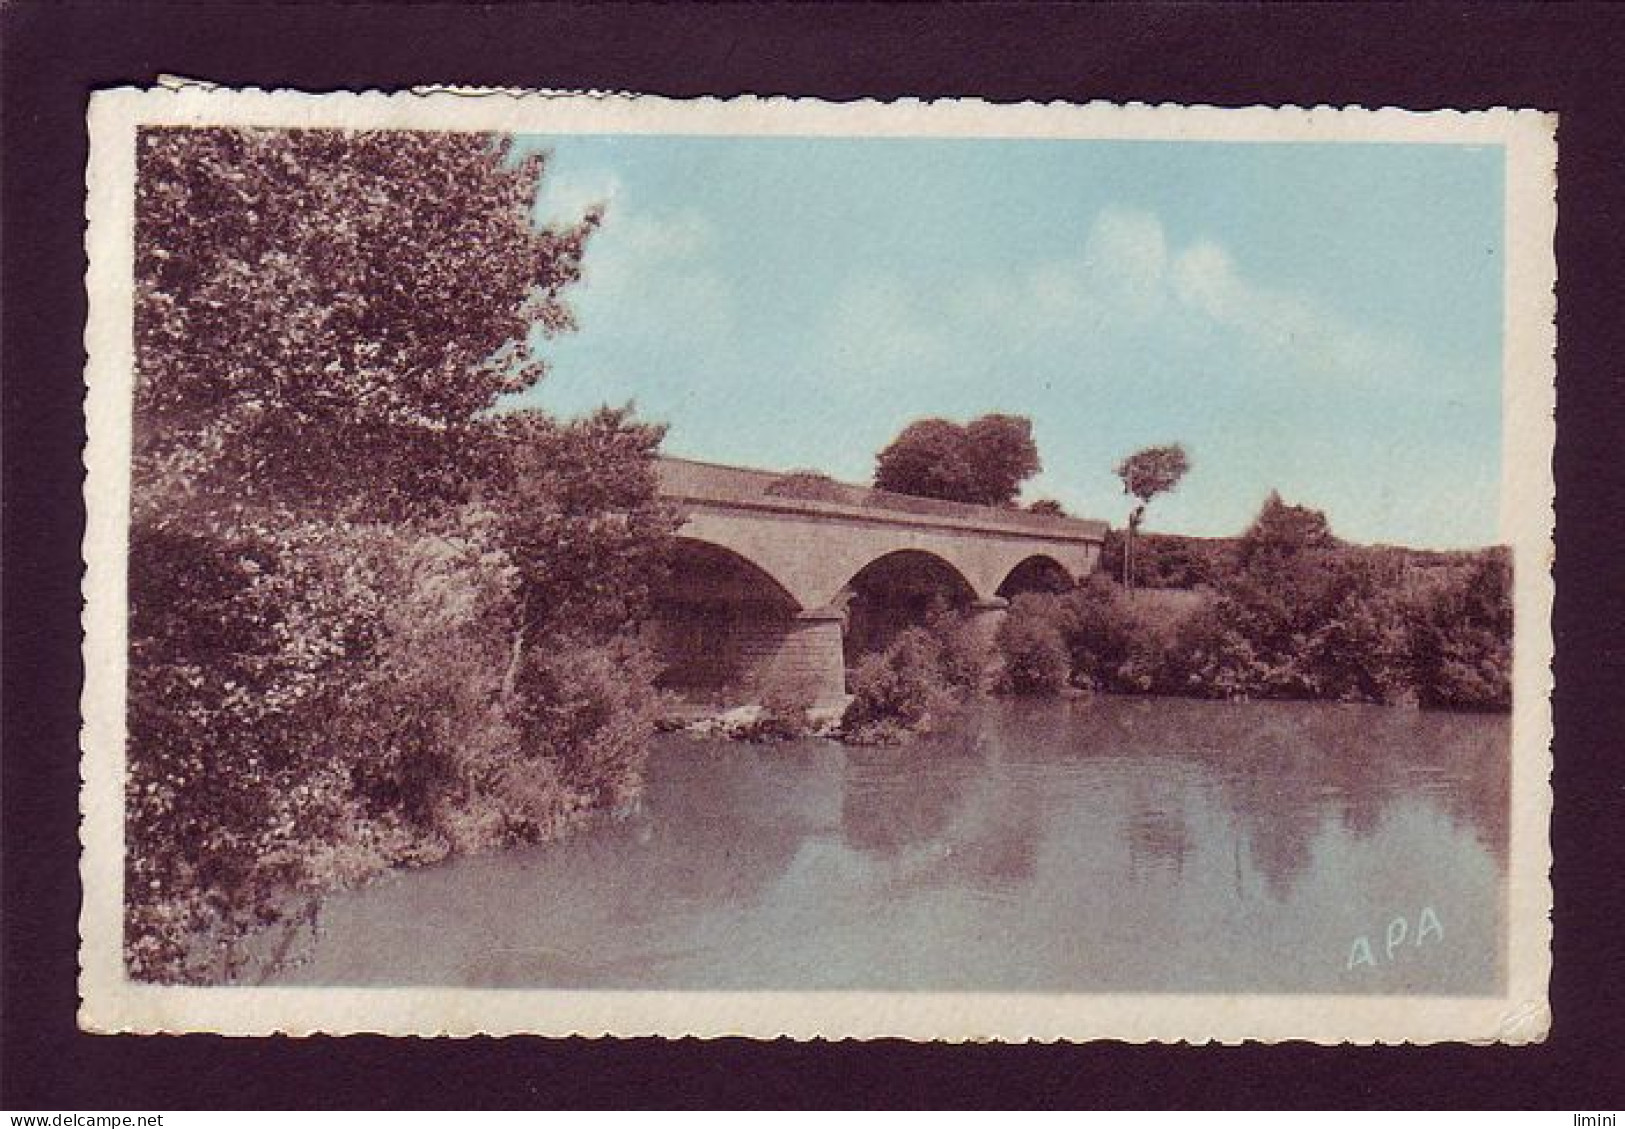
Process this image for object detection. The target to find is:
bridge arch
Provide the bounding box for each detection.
[651,538,806,702]
[996,553,1077,598]
[841,549,980,661]
[843,548,980,604]
[665,536,803,611]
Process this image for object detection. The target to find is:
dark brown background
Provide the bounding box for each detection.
[4,1,1622,1109]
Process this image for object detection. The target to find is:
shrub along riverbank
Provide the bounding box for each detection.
[832,493,1512,745]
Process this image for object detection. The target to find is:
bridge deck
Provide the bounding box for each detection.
[656,456,1106,544]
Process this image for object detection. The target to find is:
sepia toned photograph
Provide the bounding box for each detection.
[79,88,1555,1041]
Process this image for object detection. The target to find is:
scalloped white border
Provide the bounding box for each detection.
[79,86,1557,1042]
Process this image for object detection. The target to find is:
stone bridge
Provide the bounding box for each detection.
[652,457,1108,710]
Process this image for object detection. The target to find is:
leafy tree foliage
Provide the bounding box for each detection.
[488,407,682,799]
[1405,549,1513,710]
[965,414,1042,501]
[995,596,1072,694]
[1053,577,1141,690]
[873,414,1040,506]
[1098,529,1230,589]
[836,489,1512,734]
[1152,494,1402,701]
[766,470,846,503]
[489,406,680,642]
[840,605,993,744]
[133,126,598,514]
[842,629,961,745]
[1235,490,1336,570]
[126,127,673,982]
[1017,491,1513,711]
[1117,444,1192,507]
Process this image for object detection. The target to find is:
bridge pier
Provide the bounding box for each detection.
[768,606,849,711]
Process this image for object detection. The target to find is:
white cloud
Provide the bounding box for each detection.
[578,208,716,302]
[546,174,735,348]
[519,173,739,397]
[1168,237,1396,379]
[1168,239,1234,319]
[535,164,726,318]
[1080,206,1170,321]
[839,208,1416,391]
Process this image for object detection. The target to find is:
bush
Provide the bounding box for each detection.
[1157,566,1401,703]
[1151,499,1503,708]
[1160,598,1270,700]
[767,471,847,503]
[835,604,992,744]
[995,595,1071,694]
[1099,529,1231,589]
[925,602,995,695]
[126,520,319,982]
[1297,583,1412,704]
[991,580,1189,696]
[1055,577,1138,690]
[513,633,662,807]
[1406,550,1512,710]
[973,493,1511,713]
[841,628,960,743]
[126,512,519,982]
[976,505,1512,714]
[733,663,821,741]
[127,501,671,984]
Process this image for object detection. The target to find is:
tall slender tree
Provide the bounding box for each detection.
[1114,444,1191,590]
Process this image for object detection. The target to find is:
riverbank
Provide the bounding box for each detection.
[659,701,848,742]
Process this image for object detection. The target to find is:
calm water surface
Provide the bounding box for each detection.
[283,697,1507,993]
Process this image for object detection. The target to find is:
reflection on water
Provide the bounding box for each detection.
[283,697,1508,993]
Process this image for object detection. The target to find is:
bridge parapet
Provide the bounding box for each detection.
[656,456,1107,545]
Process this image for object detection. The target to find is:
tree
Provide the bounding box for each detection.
[874,414,1040,506]
[964,414,1042,504]
[124,127,678,982]
[1114,444,1190,589]
[133,126,599,517]
[1027,498,1066,517]
[1236,490,1336,572]
[487,405,683,780]
[995,594,1072,694]
[1406,549,1512,710]
[1160,494,1413,704]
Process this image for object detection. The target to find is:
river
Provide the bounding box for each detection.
[280,696,1508,994]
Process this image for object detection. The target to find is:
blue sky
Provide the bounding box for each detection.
[505,135,1505,549]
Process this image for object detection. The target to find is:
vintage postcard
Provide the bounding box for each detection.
[79,86,1556,1041]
